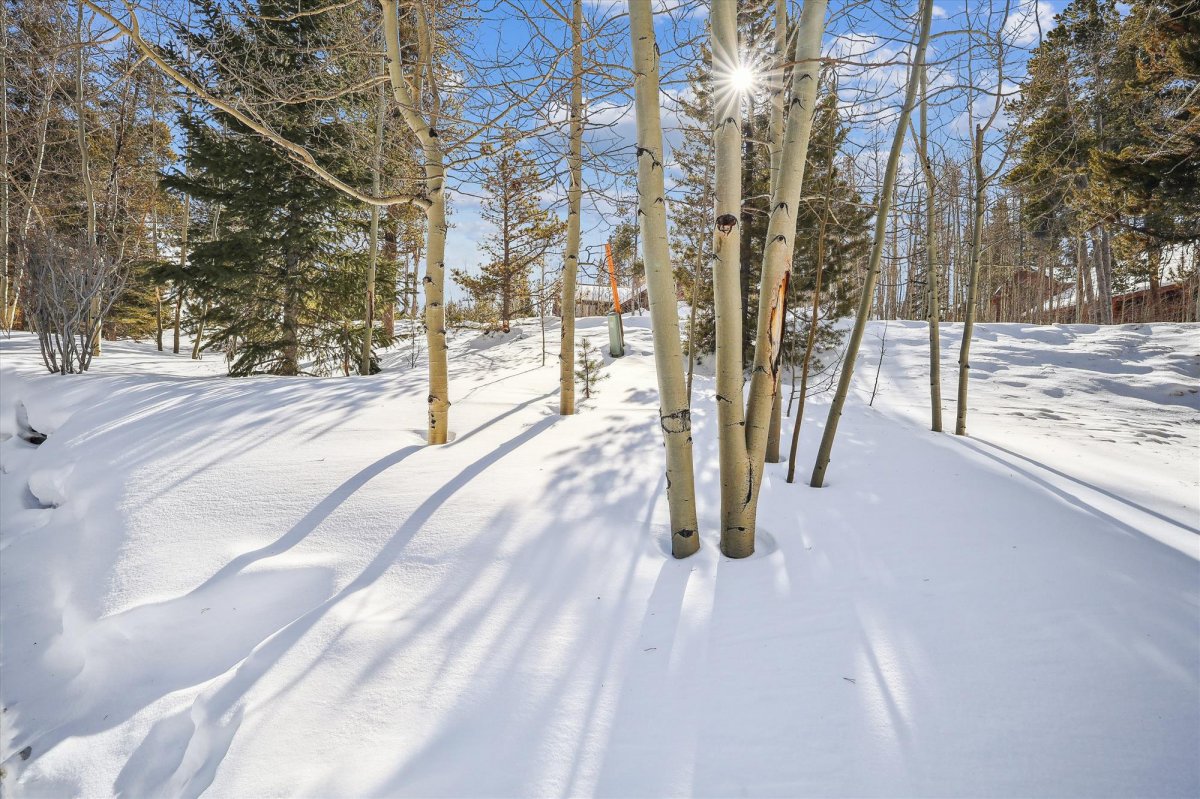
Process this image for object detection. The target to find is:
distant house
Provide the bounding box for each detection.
[1111,281,1194,323]
[1042,280,1196,324]
[555,282,651,317]
[992,268,1197,324]
[989,268,1071,321]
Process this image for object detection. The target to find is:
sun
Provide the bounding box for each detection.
[729,65,757,93]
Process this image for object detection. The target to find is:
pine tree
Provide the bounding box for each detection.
[670,46,715,365]
[1007,0,1124,318]
[673,57,866,372]
[159,0,374,376]
[453,130,565,332]
[609,217,643,309]
[1098,0,1200,247]
[785,87,871,371]
[574,337,608,400]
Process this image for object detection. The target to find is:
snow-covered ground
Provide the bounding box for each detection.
[1,318,1197,798]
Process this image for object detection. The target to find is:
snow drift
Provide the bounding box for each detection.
[0,319,1197,797]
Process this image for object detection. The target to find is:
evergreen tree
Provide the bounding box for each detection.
[1007,0,1120,237]
[1003,0,1198,311]
[785,87,871,369]
[453,130,565,332]
[1099,0,1200,247]
[670,45,715,358]
[160,0,374,376]
[574,337,608,400]
[610,217,643,308]
[673,51,867,370]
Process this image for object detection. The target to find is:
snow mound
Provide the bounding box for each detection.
[465,325,527,350]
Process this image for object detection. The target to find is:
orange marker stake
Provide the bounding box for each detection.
[605,242,623,314]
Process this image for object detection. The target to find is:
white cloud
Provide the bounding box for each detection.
[1005,1,1057,47]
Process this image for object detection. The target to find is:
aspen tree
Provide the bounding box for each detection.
[916,65,943,431]
[955,2,1013,436]
[5,4,61,331]
[361,61,386,376]
[811,0,933,488]
[153,208,163,350]
[76,0,100,355]
[717,0,829,557]
[559,0,583,415]
[1,0,8,334]
[955,129,987,435]
[711,0,747,555]
[786,80,840,483]
[191,301,209,360]
[381,0,451,443]
[628,0,699,558]
[763,0,788,464]
[174,32,192,357]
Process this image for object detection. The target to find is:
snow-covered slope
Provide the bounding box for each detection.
[0,319,1197,798]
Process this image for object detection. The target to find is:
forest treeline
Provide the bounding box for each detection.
[2,0,1196,555]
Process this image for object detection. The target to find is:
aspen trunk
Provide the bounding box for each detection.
[8,52,57,329]
[361,65,386,376]
[173,289,183,354]
[628,0,699,558]
[0,3,9,334]
[155,289,163,349]
[711,0,751,552]
[811,0,932,486]
[382,218,396,338]
[687,153,713,403]
[382,0,450,443]
[191,300,209,360]
[723,0,828,556]
[1075,233,1086,323]
[76,0,100,356]
[785,209,827,483]
[954,130,986,437]
[918,65,942,431]
[422,153,450,442]
[174,160,190,355]
[786,78,840,483]
[766,391,783,462]
[762,0,788,461]
[559,0,582,416]
[763,0,786,462]
[686,263,700,400]
[153,208,163,350]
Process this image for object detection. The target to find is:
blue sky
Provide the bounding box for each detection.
[109,0,1058,300]
[440,0,1059,301]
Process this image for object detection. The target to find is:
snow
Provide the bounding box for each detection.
[1,318,1197,798]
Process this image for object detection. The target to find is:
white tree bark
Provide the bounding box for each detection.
[955,128,985,435]
[381,0,450,443]
[953,2,1013,435]
[917,65,943,432]
[711,0,748,555]
[785,96,838,483]
[1,0,9,333]
[763,0,788,463]
[628,0,699,558]
[75,0,102,355]
[811,0,933,487]
[718,0,829,557]
[559,0,583,416]
[361,61,386,376]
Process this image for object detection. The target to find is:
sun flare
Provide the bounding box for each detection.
[729,65,756,92]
